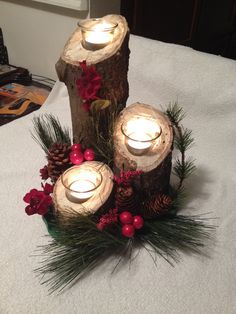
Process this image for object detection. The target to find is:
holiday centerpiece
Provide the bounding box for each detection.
[23,15,214,293]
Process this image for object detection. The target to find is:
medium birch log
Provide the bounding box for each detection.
[114,103,173,195]
[53,161,113,215]
[56,15,130,143]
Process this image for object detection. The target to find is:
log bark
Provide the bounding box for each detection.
[114,103,173,195]
[55,15,130,143]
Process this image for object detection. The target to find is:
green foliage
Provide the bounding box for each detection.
[166,103,196,190]
[173,158,196,180]
[32,115,71,154]
[37,207,215,292]
[138,215,214,264]
[166,102,185,125]
[175,128,194,153]
[37,210,126,293]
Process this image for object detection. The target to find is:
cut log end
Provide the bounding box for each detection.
[53,161,114,216]
[114,103,173,195]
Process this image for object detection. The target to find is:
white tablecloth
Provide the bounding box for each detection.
[1,35,236,314]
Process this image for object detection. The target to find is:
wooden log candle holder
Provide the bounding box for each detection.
[56,15,130,143]
[114,103,173,195]
[53,161,113,215]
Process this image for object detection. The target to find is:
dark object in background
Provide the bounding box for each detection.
[121,0,236,60]
[0,64,32,86]
[0,28,32,85]
[0,28,9,64]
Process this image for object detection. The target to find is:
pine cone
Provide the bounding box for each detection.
[115,185,139,213]
[47,142,72,183]
[142,194,172,219]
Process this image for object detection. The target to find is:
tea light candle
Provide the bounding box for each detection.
[78,18,118,51]
[68,179,96,203]
[61,165,103,204]
[122,118,162,156]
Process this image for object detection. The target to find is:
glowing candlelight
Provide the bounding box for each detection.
[78,18,118,51]
[122,117,162,156]
[61,165,102,204]
[68,179,96,203]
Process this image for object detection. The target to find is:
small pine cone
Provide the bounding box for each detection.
[47,142,72,183]
[142,194,172,219]
[115,185,139,213]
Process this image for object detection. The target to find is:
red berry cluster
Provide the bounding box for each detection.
[114,170,143,186]
[119,211,144,238]
[70,143,95,165]
[96,208,118,231]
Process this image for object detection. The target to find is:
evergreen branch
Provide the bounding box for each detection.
[138,215,215,263]
[37,209,215,293]
[31,115,71,154]
[174,128,194,153]
[36,211,126,293]
[173,158,196,181]
[166,103,195,191]
[166,102,185,125]
[168,186,187,213]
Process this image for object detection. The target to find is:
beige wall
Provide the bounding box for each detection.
[0,0,120,79]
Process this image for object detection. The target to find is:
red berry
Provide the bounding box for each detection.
[97,222,104,231]
[133,216,144,229]
[122,224,135,238]
[70,151,84,165]
[71,143,82,152]
[119,211,133,224]
[84,148,95,161]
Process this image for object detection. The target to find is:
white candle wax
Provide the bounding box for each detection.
[86,29,111,44]
[83,22,114,50]
[126,132,152,155]
[67,179,96,203]
[127,132,152,149]
[123,118,161,156]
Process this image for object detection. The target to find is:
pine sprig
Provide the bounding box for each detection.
[138,215,215,263]
[32,115,71,154]
[37,203,215,293]
[36,210,127,293]
[173,158,196,181]
[166,103,195,191]
[168,186,187,213]
[166,102,185,125]
[174,128,194,153]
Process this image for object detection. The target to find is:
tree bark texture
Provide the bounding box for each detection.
[56,15,130,143]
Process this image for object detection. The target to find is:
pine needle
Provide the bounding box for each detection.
[173,157,196,180]
[174,128,194,153]
[166,102,185,124]
[138,215,215,263]
[31,115,71,154]
[37,207,215,293]
[165,103,195,191]
[36,211,126,293]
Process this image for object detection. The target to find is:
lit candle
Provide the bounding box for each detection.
[122,118,162,156]
[67,179,96,203]
[78,18,118,51]
[61,165,102,204]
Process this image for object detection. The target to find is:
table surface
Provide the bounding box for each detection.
[1,35,236,314]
